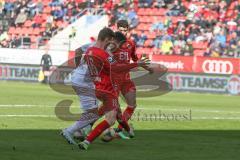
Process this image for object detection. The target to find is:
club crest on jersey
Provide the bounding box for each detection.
[107,56,116,64]
[127,44,132,49]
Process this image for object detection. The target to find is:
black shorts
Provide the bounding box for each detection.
[42,66,50,71]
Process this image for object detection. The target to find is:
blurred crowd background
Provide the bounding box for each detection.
[0,0,239,58]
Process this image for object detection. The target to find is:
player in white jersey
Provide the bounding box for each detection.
[61,41,102,145]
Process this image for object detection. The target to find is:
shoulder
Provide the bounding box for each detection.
[87,47,108,58]
[127,39,136,46]
[122,39,136,50]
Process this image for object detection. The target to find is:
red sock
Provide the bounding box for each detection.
[86,120,110,143]
[118,106,135,130]
[117,113,130,132]
[98,105,104,116]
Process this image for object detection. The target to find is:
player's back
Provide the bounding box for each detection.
[85,46,116,95]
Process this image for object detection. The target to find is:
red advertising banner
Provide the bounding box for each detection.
[68,51,75,67]
[151,55,194,73]
[151,55,240,75]
[194,56,240,75]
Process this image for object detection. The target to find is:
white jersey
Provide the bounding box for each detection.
[71,43,95,88]
[71,43,98,111]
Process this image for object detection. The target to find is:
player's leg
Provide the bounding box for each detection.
[117,81,136,131]
[78,93,119,150]
[61,86,99,145]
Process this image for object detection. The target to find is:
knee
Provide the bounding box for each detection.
[106,119,116,126]
[105,110,117,126]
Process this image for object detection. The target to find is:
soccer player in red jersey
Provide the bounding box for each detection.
[113,20,153,134]
[78,28,149,150]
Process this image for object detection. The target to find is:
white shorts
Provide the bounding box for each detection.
[71,64,99,111]
[72,85,99,111]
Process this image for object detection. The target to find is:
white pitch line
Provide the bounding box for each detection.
[0,104,42,107]
[0,115,56,117]
[1,104,240,114]
[0,114,240,120]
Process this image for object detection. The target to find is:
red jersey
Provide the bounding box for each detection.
[85,46,138,96]
[85,47,115,96]
[112,39,138,81]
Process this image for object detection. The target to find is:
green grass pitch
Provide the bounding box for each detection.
[0,81,240,160]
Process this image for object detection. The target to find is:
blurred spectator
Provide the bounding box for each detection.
[0,31,8,43]
[161,37,173,55]
[52,6,64,20]
[153,0,165,8]
[103,0,113,14]
[237,40,240,58]
[150,17,164,32]
[36,0,44,14]
[152,35,162,48]
[10,35,21,48]
[3,0,14,15]
[166,0,186,16]
[183,39,194,56]
[32,13,44,28]
[137,31,147,47]
[173,37,186,55]
[15,9,27,26]
[127,9,139,29]
[227,19,237,32]
[214,30,226,48]
[229,32,239,51]
[164,16,172,28]
[131,29,139,42]
[49,0,63,7]
[46,14,54,29]
[204,48,211,57]
[0,0,4,14]
[139,0,153,8]
[43,22,57,39]
[0,40,9,47]
[27,0,37,18]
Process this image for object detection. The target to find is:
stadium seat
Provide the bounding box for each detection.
[15,27,23,35]
[137,8,145,16]
[144,39,152,47]
[43,7,51,14]
[24,20,32,28]
[194,49,205,56]
[155,9,167,16]
[8,27,16,35]
[192,42,208,49]
[148,32,156,39]
[32,28,41,35]
[30,36,37,43]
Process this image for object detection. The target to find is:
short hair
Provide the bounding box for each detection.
[97,27,115,41]
[117,20,129,29]
[114,31,126,44]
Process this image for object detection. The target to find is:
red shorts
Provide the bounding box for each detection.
[96,90,119,114]
[116,80,136,96]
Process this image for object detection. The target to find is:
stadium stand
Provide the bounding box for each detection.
[0,0,239,58]
[105,0,240,58]
[0,0,89,48]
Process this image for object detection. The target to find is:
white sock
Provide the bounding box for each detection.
[66,112,99,134]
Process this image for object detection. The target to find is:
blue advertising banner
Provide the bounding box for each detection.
[0,64,239,95]
[166,73,240,95]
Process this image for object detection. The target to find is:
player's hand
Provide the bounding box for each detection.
[137,58,150,67]
[142,65,154,74]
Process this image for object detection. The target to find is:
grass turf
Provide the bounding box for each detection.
[0,81,240,160]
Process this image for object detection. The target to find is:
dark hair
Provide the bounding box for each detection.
[114,31,126,43]
[97,27,115,41]
[117,20,129,29]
